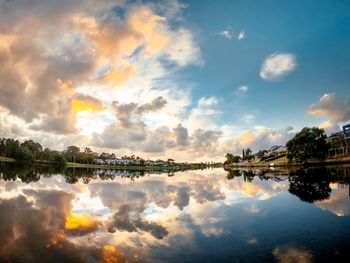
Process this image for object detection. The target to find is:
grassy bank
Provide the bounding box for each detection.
[0,156,16,162]
[0,157,211,171]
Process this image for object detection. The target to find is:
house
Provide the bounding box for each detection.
[267,145,287,154]
[326,124,350,159]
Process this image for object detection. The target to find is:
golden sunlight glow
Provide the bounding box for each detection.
[242,183,259,196]
[65,213,100,231]
[101,245,128,263]
[0,34,16,51]
[238,131,256,147]
[329,183,338,190]
[72,99,103,113]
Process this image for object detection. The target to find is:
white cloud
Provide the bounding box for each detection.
[308,93,350,134]
[237,30,245,40]
[260,53,296,80]
[221,126,295,155]
[238,86,248,93]
[184,96,221,133]
[218,30,232,39]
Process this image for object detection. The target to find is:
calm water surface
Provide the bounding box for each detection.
[0,164,350,263]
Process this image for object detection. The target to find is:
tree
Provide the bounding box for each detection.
[225,153,234,164]
[52,153,67,169]
[242,148,254,161]
[20,140,43,159]
[224,153,241,164]
[286,127,328,163]
[66,146,80,162]
[288,168,332,203]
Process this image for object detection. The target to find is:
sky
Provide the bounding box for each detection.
[0,0,349,161]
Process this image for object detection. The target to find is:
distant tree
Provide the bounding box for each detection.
[225,153,234,164]
[242,148,254,161]
[232,155,241,163]
[66,145,80,162]
[52,153,67,169]
[82,147,95,164]
[0,138,5,157]
[20,140,42,159]
[286,127,328,163]
[245,148,252,156]
[224,153,241,164]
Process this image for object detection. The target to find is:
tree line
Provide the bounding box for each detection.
[0,137,217,168]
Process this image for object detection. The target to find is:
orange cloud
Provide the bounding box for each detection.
[72,97,103,113]
[238,131,256,147]
[46,230,67,248]
[242,183,259,196]
[65,213,101,233]
[127,6,170,53]
[101,245,128,263]
[102,64,135,88]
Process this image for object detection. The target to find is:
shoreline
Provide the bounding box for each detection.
[0,157,217,171]
[224,157,350,169]
[2,156,350,170]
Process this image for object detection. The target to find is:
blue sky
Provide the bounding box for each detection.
[181,0,350,130]
[0,0,349,160]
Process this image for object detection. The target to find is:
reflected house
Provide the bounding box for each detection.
[95,158,141,165]
[326,124,350,159]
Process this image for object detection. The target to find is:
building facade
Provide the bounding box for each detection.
[326,124,350,159]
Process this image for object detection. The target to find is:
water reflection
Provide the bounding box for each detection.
[0,164,350,262]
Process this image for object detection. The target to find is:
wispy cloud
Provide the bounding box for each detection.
[260,52,296,81]
[240,114,255,123]
[218,30,232,39]
[238,30,245,40]
[238,86,249,93]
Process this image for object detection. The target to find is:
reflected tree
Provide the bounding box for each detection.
[288,168,332,203]
[225,169,241,180]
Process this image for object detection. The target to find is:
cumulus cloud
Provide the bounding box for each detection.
[173,123,189,146]
[0,0,201,138]
[0,190,123,262]
[260,53,296,80]
[308,93,350,133]
[221,126,295,155]
[92,96,176,152]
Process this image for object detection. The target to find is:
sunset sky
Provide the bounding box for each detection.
[0,0,349,161]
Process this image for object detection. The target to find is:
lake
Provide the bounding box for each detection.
[0,164,350,262]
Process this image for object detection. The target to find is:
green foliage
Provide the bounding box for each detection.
[0,138,35,163]
[52,154,67,170]
[224,153,241,164]
[286,127,328,162]
[20,140,43,159]
[242,148,254,161]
